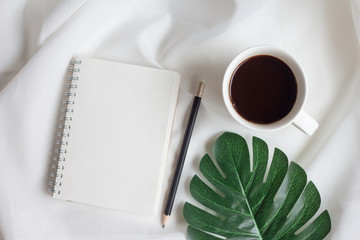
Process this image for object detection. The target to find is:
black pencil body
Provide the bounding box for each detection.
[164,96,202,216]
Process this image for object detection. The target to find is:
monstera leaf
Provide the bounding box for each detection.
[183,132,331,240]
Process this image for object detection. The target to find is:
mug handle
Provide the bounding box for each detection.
[292,111,319,136]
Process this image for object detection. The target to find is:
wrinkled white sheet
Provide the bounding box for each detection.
[0,0,359,239]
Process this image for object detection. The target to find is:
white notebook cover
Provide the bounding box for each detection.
[52,57,181,215]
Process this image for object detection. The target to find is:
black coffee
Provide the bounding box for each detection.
[229,55,297,124]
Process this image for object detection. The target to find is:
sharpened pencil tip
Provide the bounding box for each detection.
[162,214,170,228]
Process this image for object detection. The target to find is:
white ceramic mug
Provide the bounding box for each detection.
[222,45,318,135]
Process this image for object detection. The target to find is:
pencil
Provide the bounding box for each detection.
[162,81,205,228]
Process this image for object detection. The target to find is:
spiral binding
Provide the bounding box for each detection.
[49,58,81,195]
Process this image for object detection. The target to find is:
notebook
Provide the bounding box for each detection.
[49,56,181,215]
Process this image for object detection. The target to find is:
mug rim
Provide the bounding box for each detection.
[222,45,307,132]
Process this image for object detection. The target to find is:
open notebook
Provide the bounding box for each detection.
[50,57,181,215]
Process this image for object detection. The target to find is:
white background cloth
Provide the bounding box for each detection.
[1,0,359,239]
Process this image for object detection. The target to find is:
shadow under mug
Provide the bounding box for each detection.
[222,46,318,135]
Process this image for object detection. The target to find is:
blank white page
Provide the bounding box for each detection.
[53,57,181,215]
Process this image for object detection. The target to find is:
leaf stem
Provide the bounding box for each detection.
[241,182,263,240]
[234,160,263,239]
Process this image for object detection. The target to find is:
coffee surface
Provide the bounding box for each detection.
[229,55,297,124]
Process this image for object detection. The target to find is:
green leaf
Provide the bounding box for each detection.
[184,132,331,240]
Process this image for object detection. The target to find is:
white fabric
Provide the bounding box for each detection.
[0,0,359,239]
